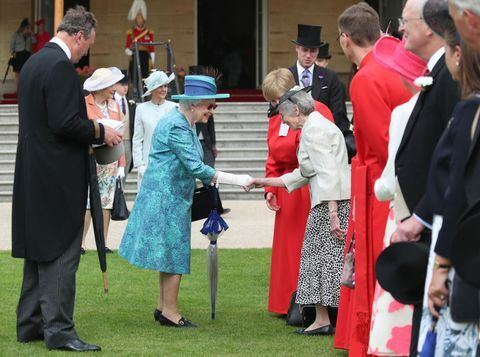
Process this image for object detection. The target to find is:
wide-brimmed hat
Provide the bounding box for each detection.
[142,70,175,97]
[374,36,426,86]
[93,142,124,165]
[83,67,124,92]
[451,199,480,288]
[376,241,430,305]
[171,75,230,100]
[317,43,331,59]
[423,0,454,38]
[292,24,324,49]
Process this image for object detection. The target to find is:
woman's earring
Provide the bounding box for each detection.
[456,61,459,66]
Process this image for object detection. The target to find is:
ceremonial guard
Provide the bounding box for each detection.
[125,0,154,80]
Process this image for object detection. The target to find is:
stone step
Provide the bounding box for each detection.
[0,123,19,131]
[217,147,267,158]
[0,151,16,160]
[213,167,265,177]
[214,119,268,130]
[0,104,19,114]
[215,157,266,169]
[0,161,15,171]
[0,132,19,141]
[0,113,19,123]
[215,128,267,139]
[0,171,14,181]
[0,181,13,192]
[215,137,266,149]
[0,141,18,150]
[214,112,266,123]
[214,102,269,112]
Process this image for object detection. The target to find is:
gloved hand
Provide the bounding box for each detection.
[137,165,146,176]
[116,167,125,179]
[216,171,252,187]
[125,48,133,57]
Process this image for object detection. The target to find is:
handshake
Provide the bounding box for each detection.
[216,171,267,192]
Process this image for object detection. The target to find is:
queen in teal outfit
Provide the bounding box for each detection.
[119,75,251,328]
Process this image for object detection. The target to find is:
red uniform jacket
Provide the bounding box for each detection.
[125,27,154,53]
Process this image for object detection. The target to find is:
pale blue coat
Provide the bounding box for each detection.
[119,108,216,274]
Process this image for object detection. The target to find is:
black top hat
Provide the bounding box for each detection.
[451,200,480,288]
[376,241,430,305]
[292,24,324,49]
[317,43,331,59]
[423,0,454,38]
[118,69,129,84]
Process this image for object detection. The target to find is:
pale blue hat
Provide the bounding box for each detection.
[142,70,175,97]
[171,75,230,100]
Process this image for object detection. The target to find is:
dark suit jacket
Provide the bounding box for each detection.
[196,115,216,151]
[395,55,459,222]
[434,97,480,258]
[12,42,103,262]
[464,97,480,206]
[289,64,350,135]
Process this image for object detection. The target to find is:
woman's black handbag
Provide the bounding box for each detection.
[191,185,224,222]
[111,178,130,221]
[286,291,315,327]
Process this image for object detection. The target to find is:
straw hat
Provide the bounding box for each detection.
[142,71,175,97]
[83,67,125,92]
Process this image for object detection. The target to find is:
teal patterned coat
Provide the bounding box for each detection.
[119,108,216,274]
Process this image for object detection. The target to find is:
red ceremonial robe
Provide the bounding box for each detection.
[334,52,412,356]
[266,101,334,314]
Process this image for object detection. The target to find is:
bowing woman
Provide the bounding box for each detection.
[119,75,251,327]
[253,87,350,335]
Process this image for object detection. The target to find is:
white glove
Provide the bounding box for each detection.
[137,165,146,176]
[217,171,252,187]
[116,167,125,179]
[125,48,133,57]
[150,52,155,65]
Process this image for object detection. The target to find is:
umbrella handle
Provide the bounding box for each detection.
[103,272,109,293]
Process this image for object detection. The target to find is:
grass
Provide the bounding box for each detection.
[0,249,347,356]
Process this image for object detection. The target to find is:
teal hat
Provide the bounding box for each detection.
[171,75,230,100]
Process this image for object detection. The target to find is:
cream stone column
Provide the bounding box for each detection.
[54,0,64,34]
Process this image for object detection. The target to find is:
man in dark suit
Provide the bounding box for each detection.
[391,0,459,353]
[289,24,354,157]
[196,117,217,167]
[12,6,121,352]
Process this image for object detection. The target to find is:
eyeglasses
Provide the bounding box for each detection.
[207,104,218,111]
[336,32,345,43]
[398,17,423,27]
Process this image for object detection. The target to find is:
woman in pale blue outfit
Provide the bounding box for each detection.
[119,75,251,328]
[132,70,177,190]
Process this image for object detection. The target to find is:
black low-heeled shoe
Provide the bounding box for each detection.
[295,324,334,336]
[159,314,197,328]
[154,309,162,322]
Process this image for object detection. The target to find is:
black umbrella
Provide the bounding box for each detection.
[88,147,108,293]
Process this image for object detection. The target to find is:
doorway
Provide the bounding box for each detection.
[197,0,257,89]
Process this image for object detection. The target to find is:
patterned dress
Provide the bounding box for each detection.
[119,108,216,274]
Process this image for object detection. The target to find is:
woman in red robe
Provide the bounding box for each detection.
[335,4,413,355]
[262,69,333,314]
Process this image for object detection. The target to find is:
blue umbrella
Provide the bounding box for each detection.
[420,318,437,357]
[200,186,228,320]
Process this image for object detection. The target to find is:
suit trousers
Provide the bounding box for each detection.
[16,228,82,348]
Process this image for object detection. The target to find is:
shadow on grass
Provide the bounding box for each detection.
[0,250,347,356]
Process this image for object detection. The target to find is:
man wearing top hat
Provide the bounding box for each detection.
[289,24,354,158]
[315,42,331,68]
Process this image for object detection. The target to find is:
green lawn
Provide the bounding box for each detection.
[0,250,347,356]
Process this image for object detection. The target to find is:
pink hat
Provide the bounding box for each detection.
[374,36,426,86]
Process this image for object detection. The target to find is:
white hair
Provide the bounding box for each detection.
[179,99,203,110]
[278,90,314,117]
[452,0,480,15]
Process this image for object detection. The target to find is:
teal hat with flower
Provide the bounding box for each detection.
[171,75,230,100]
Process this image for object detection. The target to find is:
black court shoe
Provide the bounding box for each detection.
[154,309,162,322]
[295,324,334,336]
[158,314,197,328]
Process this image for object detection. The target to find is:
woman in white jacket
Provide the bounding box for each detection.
[132,71,176,189]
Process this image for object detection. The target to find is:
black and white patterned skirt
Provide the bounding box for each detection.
[295,200,350,307]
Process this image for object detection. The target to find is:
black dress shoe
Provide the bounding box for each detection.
[53,339,101,352]
[158,314,197,328]
[105,247,113,254]
[295,324,334,336]
[153,309,162,321]
[81,248,86,255]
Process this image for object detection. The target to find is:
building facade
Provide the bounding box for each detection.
[0,0,405,89]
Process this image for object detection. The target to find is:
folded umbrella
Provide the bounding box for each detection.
[88,148,109,293]
[200,186,228,320]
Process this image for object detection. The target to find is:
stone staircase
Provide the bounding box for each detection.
[0,102,353,202]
